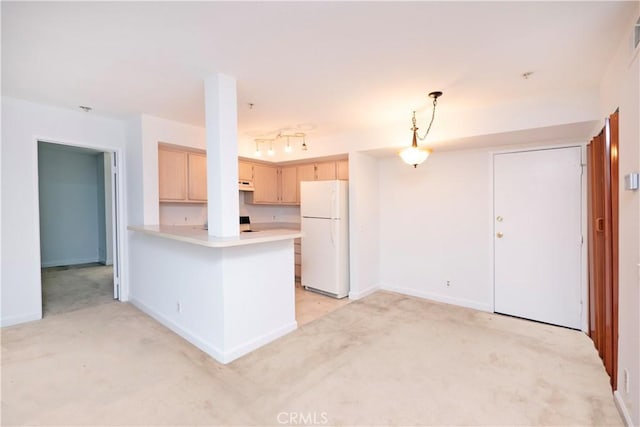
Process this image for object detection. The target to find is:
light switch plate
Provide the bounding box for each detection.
[624,173,639,191]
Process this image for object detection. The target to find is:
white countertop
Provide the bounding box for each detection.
[128,224,302,248]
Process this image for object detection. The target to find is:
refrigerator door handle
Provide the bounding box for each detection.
[330,220,336,248]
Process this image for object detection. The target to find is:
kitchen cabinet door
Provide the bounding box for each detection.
[188,152,207,201]
[315,162,337,180]
[158,147,187,201]
[238,161,254,181]
[252,164,279,203]
[337,160,349,180]
[297,164,316,182]
[280,166,298,204]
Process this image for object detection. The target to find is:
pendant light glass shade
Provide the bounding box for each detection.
[399,145,430,167]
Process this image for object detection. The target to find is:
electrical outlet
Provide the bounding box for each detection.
[624,368,630,394]
[177,302,182,313]
[446,280,451,287]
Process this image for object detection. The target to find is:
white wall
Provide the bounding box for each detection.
[103,153,113,265]
[348,152,380,299]
[378,149,494,311]
[600,7,640,424]
[1,97,127,326]
[38,143,103,267]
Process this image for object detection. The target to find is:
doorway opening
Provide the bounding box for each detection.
[37,141,121,316]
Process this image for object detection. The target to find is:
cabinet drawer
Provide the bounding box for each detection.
[295,253,301,265]
[295,264,301,277]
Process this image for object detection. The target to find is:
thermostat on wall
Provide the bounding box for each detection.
[624,173,639,191]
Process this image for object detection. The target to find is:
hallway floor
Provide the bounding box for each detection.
[41,263,114,316]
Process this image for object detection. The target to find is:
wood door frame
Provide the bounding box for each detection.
[34,136,127,305]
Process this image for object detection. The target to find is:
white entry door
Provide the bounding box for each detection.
[494,147,582,329]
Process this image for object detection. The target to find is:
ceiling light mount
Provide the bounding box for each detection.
[399,91,443,168]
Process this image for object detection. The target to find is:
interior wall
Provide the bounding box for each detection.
[599,7,640,424]
[378,149,494,311]
[38,143,102,267]
[1,97,127,326]
[348,152,380,299]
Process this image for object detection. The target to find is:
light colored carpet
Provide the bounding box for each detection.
[1,291,622,426]
[41,264,114,316]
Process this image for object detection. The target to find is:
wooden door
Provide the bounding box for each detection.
[158,147,187,201]
[279,166,298,204]
[494,147,583,329]
[252,164,279,203]
[187,153,207,201]
[315,162,337,180]
[337,160,349,180]
[587,111,619,389]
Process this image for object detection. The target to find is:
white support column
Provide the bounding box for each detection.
[205,73,240,237]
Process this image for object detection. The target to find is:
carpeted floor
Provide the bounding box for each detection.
[1,291,622,426]
[41,264,114,316]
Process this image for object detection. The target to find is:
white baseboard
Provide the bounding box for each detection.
[381,284,492,312]
[130,298,225,362]
[1,312,41,327]
[614,390,635,427]
[41,257,99,268]
[223,321,297,364]
[130,298,297,365]
[349,286,379,300]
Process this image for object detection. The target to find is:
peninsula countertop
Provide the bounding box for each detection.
[128,224,303,248]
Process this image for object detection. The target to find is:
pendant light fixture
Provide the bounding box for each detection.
[399,91,443,168]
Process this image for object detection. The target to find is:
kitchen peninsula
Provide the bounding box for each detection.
[128,224,302,364]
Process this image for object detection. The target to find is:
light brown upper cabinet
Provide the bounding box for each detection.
[280,166,298,204]
[158,144,207,203]
[251,164,279,203]
[247,164,299,205]
[159,147,187,201]
[187,153,207,201]
[238,161,254,181]
[315,162,337,180]
[337,160,349,180]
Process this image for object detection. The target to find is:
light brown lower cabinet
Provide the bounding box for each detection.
[294,238,301,280]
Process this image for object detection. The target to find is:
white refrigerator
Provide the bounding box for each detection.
[300,180,349,298]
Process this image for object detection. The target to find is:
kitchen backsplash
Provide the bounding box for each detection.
[159,203,207,226]
[159,192,301,226]
[240,192,301,223]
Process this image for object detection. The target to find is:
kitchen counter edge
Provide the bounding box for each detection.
[128,225,303,248]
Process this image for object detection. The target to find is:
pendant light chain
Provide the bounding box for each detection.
[417,96,438,142]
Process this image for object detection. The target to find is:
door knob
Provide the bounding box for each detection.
[496,216,503,222]
[496,232,504,238]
